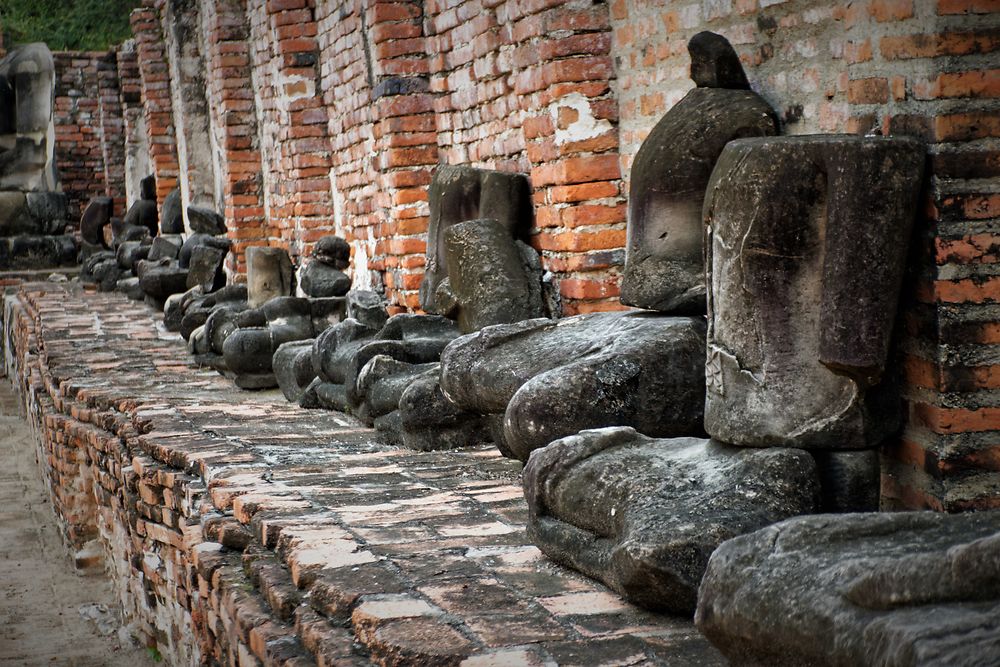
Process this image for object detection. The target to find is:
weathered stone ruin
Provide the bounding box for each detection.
[2,0,997,663]
[0,43,75,269]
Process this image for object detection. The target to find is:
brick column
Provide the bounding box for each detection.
[130,4,180,207]
[97,51,127,214]
[116,41,153,208]
[52,52,107,221]
[842,0,1000,511]
[200,0,266,275]
[247,0,336,265]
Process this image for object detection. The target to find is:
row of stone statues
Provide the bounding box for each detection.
[79,30,996,664]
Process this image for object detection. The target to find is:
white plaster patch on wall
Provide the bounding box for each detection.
[550,92,613,146]
[351,230,377,291]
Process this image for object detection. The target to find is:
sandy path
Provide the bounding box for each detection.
[0,381,152,666]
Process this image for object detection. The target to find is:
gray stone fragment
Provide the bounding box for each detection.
[137,259,189,304]
[312,235,350,269]
[139,174,156,201]
[525,427,819,613]
[160,187,184,234]
[300,260,350,298]
[179,233,230,269]
[123,199,158,237]
[116,277,144,301]
[398,374,489,451]
[419,165,532,313]
[440,218,548,333]
[346,290,389,331]
[273,340,317,403]
[25,191,67,234]
[79,196,113,246]
[186,244,227,291]
[695,511,1000,666]
[0,192,33,236]
[247,246,295,308]
[147,236,181,262]
[440,311,706,461]
[688,30,751,89]
[116,240,149,271]
[704,135,924,449]
[811,448,880,512]
[187,205,226,235]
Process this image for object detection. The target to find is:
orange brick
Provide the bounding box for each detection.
[848,77,890,104]
[870,0,914,21]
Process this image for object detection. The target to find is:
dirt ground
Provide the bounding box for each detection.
[0,381,152,666]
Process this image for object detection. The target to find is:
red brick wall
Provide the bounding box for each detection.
[863,0,1000,512]
[200,0,267,274]
[109,0,999,509]
[52,51,127,223]
[130,4,180,205]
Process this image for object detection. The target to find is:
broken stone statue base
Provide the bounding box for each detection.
[696,510,1000,666]
[524,427,820,614]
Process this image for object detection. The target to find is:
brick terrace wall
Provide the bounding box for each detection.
[52,51,127,222]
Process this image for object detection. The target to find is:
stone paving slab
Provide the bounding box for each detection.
[4,283,725,666]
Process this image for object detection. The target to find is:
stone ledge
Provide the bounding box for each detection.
[2,282,723,666]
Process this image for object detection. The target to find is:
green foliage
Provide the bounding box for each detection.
[0,0,143,51]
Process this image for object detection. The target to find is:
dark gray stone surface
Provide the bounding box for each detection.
[346,290,389,331]
[620,33,776,314]
[186,244,227,291]
[79,196,113,246]
[688,30,751,89]
[704,135,924,449]
[525,427,820,613]
[187,205,226,235]
[0,192,34,236]
[300,260,351,298]
[696,510,1000,666]
[398,374,490,451]
[438,218,547,333]
[160,187,184,234]
[25,191,67,234]
[147,236,181,262]
[273,340,317,403]
[139,174,156,201]
[123,199,158,237]
[312,235,350,269]
[440,311,706,461]
[137,260,189,304]
[419,165,532,313]
[179,233,230,269]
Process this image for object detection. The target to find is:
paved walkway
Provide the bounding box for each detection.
[0,381,149,666]
[5,284,726,665]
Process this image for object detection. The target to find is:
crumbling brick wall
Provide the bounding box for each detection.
[52,51,127,223]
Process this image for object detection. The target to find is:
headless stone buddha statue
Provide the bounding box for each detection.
[619,31,778,313]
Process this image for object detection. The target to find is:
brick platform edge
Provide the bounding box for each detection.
[1,283,722,667]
